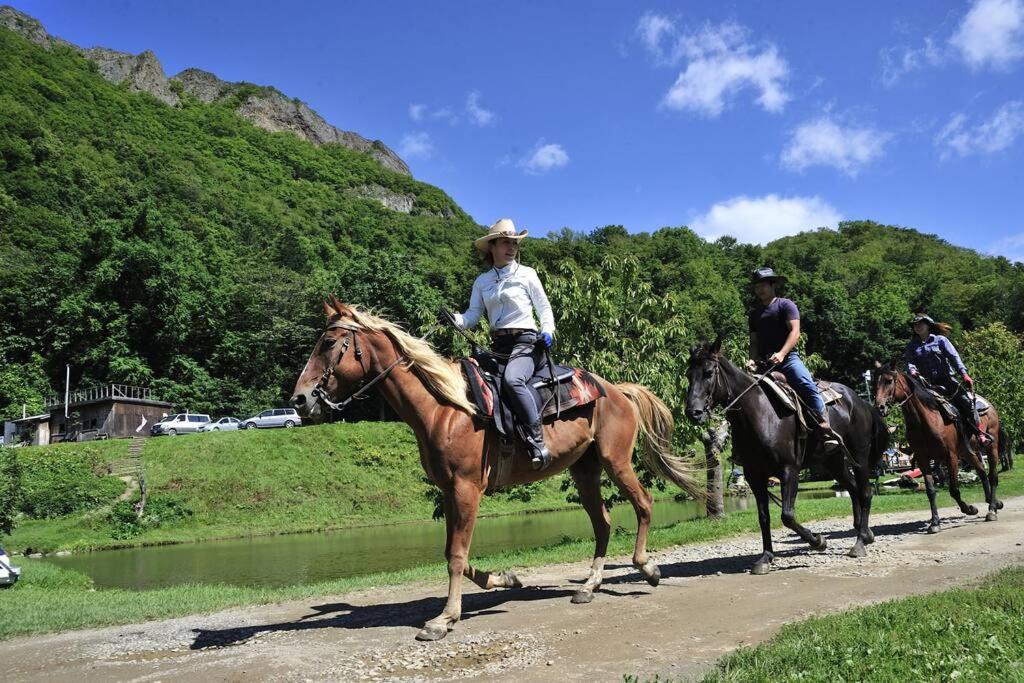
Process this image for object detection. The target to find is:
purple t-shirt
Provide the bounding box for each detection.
[748,297,799,357]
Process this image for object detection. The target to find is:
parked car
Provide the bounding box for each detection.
[0,546,21,588]
[241,408,302,429]
[150,413,211,436]
[199,417,241,432]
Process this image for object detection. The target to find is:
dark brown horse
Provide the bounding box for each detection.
[685,337,888,573]
[873,362,1003,532]
[291,298,702,641]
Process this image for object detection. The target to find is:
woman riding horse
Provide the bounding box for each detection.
[448,218,556,470]
[904,314,991,449]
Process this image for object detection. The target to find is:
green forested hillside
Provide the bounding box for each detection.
[2,25,1023,426]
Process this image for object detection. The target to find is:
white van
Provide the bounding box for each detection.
[150,413,211,436]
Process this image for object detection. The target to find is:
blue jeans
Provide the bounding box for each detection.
[778,352,825,416]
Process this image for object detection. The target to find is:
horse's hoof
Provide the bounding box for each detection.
[501,571,522,589]
[965,505,979,516]
[415,623,452,641]
[643,564,661,587]
[571,590,594,604]
[751,563,770,575]
[847,543,866,558]
[997,500,1005,510]
[812,535,827,551]
[985,511,998,522]
[865,530,875,544]
[927,524,940,534]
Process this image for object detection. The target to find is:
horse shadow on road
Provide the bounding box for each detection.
[191,584,578,650]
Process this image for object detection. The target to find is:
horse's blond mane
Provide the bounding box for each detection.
[345,306,476,414]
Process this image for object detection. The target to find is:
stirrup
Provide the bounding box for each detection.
[530,447,552,471]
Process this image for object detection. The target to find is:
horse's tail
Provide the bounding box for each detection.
[999,424,1012,469]
[617,383,705,501]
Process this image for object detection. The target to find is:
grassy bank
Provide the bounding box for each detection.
[700,566,1024,681]
[2,470,1021,641]
[6,423,583,553]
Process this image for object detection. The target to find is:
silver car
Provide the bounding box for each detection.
[199,417,241,432]
[242,408,302,429]
[150,413,211,436]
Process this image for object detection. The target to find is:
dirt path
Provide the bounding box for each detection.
[5,497,1024,682]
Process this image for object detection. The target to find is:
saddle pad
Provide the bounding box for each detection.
[460,359,606,424]
[975,394,992,414]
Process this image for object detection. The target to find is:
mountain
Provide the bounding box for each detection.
[0,5,410,175]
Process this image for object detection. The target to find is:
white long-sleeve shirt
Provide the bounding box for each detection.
[454,262,556,334]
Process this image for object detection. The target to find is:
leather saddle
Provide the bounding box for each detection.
[460,354,606,440]
[927,389,991,423]
[759,373,843,428]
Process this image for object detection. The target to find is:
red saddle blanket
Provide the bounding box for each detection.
[461,358,606,423]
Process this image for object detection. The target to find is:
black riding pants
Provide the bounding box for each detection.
[492,330,544,428]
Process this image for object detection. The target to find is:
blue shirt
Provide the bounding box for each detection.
[903,334,967,381]
[748,297,800,357]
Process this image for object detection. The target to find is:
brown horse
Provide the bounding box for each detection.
[291,298,702,641]
[873,362,1003,533]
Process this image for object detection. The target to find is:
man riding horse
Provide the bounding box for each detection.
[747,267,839,450]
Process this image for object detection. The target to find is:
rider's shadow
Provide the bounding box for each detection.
[190,584,574,650]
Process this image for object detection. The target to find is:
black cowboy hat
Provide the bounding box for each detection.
[750,266,787,285]
[910,314,936,327]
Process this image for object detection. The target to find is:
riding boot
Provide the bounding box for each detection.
[525,421,552,471]
[815,412,841,452]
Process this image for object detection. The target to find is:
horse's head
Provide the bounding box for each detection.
[291,295,378,423]
[685,334,724,424]
[872,360,907,417]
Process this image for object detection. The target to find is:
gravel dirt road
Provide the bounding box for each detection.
[4,497,1023,682]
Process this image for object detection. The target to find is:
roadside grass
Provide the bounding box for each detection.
[2,469,1021,641]
[700,566,1024,682]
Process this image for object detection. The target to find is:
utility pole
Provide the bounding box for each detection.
[64,364,70,419]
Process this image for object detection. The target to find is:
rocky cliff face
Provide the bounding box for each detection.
[0,5,411,177]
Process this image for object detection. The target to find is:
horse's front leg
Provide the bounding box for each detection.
[417,477,483,641]
[779,463,826,551]
[748,471,775,575]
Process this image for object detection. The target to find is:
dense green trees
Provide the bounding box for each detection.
[2,25,1023,434]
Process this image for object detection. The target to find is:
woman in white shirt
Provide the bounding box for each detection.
[452,218,556,470]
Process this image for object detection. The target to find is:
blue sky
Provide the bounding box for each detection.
[15,0,1024,259]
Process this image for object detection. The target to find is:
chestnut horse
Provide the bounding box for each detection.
[291,299,702,641]
[874,362,1003,532]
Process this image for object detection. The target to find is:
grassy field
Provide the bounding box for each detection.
[2,468,1021,641]
[699,566,1024,682]
[5,422,584,553]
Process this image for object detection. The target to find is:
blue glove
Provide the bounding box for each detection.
[540,332,554,348]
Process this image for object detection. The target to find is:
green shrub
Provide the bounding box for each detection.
[108,495,192,539]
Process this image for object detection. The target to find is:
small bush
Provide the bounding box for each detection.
[108,495,192,539]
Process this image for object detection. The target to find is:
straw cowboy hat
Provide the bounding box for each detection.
[474,218,528,253]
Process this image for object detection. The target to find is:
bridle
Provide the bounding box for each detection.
[311,322,406,413]
[875,369,913,415]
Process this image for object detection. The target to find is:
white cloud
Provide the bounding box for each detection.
[636,15,790,117]
[781,117,891,176]
[936,100,1024,156]
[519,141,569,174]
[691,194,842,245]
[950,0,1024,69]
[399,132,434,159]
[466,91,496,126]
[880,37,943,86]
[636,11,676,62]
[408,103,426,121]
[990,232,1024,262]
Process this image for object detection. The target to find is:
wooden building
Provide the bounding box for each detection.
[44,384,174,443]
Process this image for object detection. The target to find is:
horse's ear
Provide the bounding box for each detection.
[710,334,723,354]
[328,294,352,316]
[323,298,335,318]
